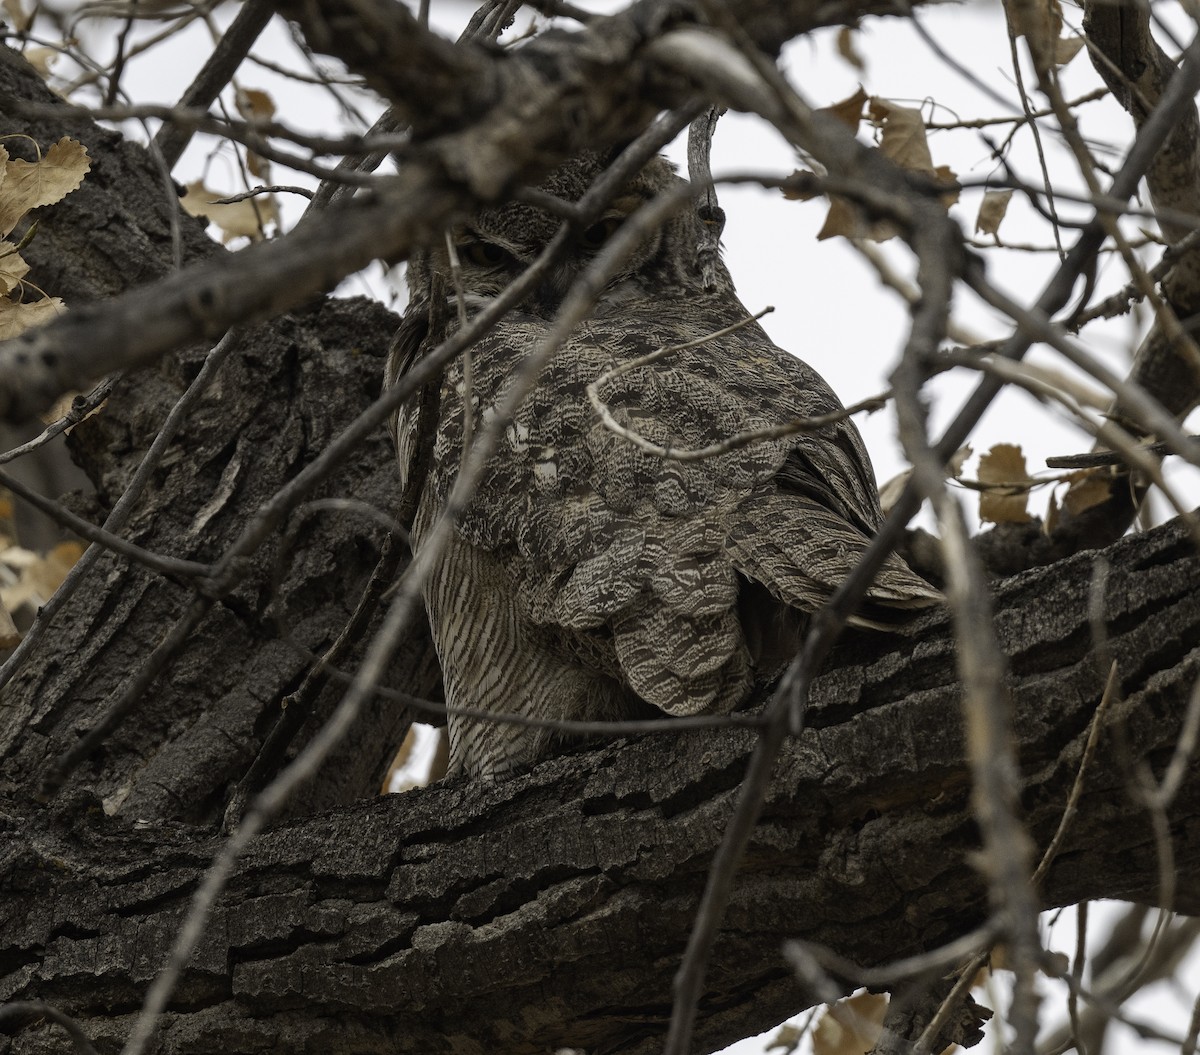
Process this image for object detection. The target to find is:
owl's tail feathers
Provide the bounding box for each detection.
[725,491,943,632]
[852,555,944,630]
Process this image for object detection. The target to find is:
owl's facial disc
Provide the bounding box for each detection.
[440,178,668,317]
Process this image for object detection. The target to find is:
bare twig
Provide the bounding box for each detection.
[153,0,274,168]
[0,375,117,467]
[0,463,209,583]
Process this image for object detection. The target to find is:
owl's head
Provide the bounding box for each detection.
[407,150,712,317]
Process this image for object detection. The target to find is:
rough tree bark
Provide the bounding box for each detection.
[2,503,1198,1055]
[0,10,1197,1055]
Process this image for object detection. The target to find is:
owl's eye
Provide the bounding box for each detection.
[578,216,622,250]
[461,241,510,268]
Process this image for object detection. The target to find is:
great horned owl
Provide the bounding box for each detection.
[389,150,939,779]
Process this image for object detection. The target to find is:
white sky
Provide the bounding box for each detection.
[36,0,1200,1051]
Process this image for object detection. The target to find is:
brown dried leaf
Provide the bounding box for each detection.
[869,97,935,173]
[817,195,862,240]
[181,180,278,243]
[22,46,59,78]
[933,164,960,208]
[813,992,888,1055]
[0,596,19,648]
[1044,489,1060,534]
[767,1022,804,1053]
[235,87,276,121]
[863,98,957,218]
[1063,471,1113,516]
[977,443,1034,524]
[781,169,823,202]
[976,189,1014,237]
[947,444,974,479]
[1055,34,1085,66]
[0,137,91,237]
[816,196,899,242]
[0,293,64,340]
[0,242,30,293]
[878,468,913,514]
[0,539,84,612]
[1003,0,1063,70]
[235,89,276,181]
[247,152,270,180]
[835,27,865,71]
[2,0,32,32]
[821,86,868,131]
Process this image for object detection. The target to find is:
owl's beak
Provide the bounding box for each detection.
[534,263,579,316]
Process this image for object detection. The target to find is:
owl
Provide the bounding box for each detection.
[388,150,940,779]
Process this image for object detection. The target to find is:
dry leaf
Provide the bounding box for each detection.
[976,189,1014,237]
[0,137,92,237]
[235,87,276,121]
[1042,950,1071,977]
[781,168,823,202]
[0,293,64,340]
[821,86,868,131]
[247,152,270,180]
[835,27,865,71]
[822,97,957,239]
[767,1022,805,1053]
[947,444,973,479]
[0,539,84,612]
[181,180,278,243]
[878,468,913,514]
[2,0,32,32]
[22,46,59,78]
[1044,488,1060,534]
[1003,0,1062,70]
[813,992,888,1055]
[0,595,20,648]
[869,98,935,173]
[0,243,30,292]
[234,89,276,180]
[1003,0,1080,70]
[817,193,899,242]
[1055,34,1085,66]
[817,194,867,241]
[977,443,1034,524]
[933,163,960,208]
[1063,470,1113,516]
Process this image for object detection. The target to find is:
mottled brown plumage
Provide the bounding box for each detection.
[389,151,939,779]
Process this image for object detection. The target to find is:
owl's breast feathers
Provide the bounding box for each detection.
[418,290,938,718]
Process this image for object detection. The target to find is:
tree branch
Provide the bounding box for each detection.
[2,514,1198,1053]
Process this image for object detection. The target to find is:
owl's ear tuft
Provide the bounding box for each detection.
[601,142,679,177]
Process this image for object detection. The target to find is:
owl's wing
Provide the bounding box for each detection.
[435,302,936,716]
[731,405,943,625]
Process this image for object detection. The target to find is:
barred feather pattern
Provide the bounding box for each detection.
[390,153,940,779]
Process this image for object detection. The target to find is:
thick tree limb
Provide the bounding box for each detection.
[1,514,1198,1054]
